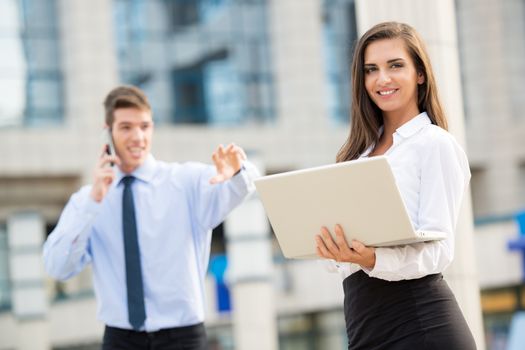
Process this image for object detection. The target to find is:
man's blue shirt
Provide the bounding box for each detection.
[43,155,258,331]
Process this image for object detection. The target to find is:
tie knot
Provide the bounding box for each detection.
[122,176,135,186]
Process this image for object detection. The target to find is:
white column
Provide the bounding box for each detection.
[7,212,50,350]
[269,0,328,127]
[58,0,118,131]
[57,0,119,182]
[267,0,343,167]
[225,163,278,350]
[355,1,485,349]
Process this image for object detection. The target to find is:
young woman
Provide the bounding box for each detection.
[315,22,477,349]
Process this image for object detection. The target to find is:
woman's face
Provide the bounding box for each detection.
[363,38,424,119]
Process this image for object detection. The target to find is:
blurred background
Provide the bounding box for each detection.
[0,0,524,349]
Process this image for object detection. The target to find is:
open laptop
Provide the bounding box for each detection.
[254,156,446,259]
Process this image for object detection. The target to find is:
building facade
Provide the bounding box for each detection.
[0,0,524,349]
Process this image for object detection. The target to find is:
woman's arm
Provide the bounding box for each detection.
[317,131,471,281]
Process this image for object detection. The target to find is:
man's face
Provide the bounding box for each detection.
[110,107,154,173]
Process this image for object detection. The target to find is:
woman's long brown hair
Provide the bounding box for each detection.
[336,22,448,162]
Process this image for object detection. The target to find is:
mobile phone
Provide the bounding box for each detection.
[105,129,116,166]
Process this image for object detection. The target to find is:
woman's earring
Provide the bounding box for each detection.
[417,72,425,85]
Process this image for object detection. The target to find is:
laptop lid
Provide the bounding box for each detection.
[254,156,440,259]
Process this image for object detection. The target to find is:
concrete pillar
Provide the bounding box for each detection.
[457,0,525,216]
[57,0,118,131]
[355,1,485,348]
[225,161,278,350]
[268,0,343,167]
[268,0,327,130]
[7,212,50,350]
[57,0,119,182]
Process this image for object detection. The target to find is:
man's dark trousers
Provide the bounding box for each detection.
[102,323,208,350]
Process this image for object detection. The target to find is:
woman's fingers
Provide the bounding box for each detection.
[320,226,340,255]
[316,235,335,260]
[350,239,365,253]
[315,225,374,267]
[334,224,352,253]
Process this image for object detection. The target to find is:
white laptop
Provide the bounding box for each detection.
[254,156,446,259]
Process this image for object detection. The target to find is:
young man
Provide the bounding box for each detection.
[43,85,259,350]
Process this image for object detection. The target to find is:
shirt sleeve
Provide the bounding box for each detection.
[320,259,340,273]
[42,186,100,281]
[320,260,360,279]
[366,132,471,281]
[193,160,260,231]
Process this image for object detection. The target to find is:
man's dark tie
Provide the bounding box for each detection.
[122,176,146,330]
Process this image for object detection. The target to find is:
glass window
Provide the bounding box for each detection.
[470,166,488,218]
[0,0,64,128]
[278,311,347,350]
[0,0,27,127]
[205,59,243,125]
[165,0,229,30]
[206,322,234,350]
[172,64,208,123]
[322,0,357,125]
[519,163,525,207]
[166,0,200,29]
[113,0,275,125]
[0,224,11,311]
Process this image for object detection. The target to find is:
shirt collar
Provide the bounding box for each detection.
[360,112,431,157]
[115,154,157,185]
[394,111,431,139]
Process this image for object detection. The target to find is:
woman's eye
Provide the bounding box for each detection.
[391,63,403,69]
[364,67,376,74]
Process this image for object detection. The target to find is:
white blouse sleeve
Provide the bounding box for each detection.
[319,260,358,279]
[365,132,471,281]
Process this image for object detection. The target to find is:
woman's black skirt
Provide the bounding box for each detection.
[343,270,476,350]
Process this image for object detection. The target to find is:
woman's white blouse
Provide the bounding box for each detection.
[331,112,471,281]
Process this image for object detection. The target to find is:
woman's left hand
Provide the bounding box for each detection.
[315,224,376,269]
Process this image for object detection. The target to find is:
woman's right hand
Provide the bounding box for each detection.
[90,145,120,202]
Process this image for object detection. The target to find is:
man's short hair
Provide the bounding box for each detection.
[104,85,151,127]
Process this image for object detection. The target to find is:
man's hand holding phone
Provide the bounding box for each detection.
[90,131,121,203]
